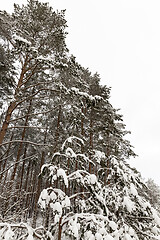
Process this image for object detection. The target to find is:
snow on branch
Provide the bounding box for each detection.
[13,34,31,46]
[38,187,70,224]
[0,222,44,239]
[70,87,103,103]
[41,164,68,188]
[61,136,84,151]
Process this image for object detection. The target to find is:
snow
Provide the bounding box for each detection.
[105,235,114,240]
[26,234,34,240]
[24,224,34,240]
[152,208,160,226]
[13,34,31,45]
[52,202,62,215]
[4,228,14,240]
[130,183,138,196]
[95,232,103,240]
[124,233,132,240]
[65,147,76,158]
[38,189,50,208]
[151,226,159,234]
[54,188,66,199]
[84,231,95,240]
[62,196,70,208]
[54,214,61,223]
[70,87,79,94]
[50,191,57,201]
[68,170,84,184]
[61,136,84,151]
[98,134,103,140]
[57,168,68,187]
[76,153,89,162]
[68,217,80,238]
[123,196,135,212]
[41,163,50,173]
[70,87,102,102]
[94,150,106,164]
[94,95,102,100]
[99,227,107,235]
[0,228,5,239]
[37,55,54,62]
[51,152,61,160]
[86,174,97,185]
[109,221,117,231]
[128,227,135,236]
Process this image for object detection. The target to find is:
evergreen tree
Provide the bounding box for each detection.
[0,1,159,239]
[0,0,67,145]
[146,179,160,213]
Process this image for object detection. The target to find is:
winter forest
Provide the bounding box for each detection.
[0,0,160,239]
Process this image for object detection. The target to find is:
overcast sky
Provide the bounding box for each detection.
[1,0,160,185]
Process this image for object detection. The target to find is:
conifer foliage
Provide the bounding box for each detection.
[0,1,160,239]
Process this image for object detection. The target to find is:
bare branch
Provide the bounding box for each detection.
[15,88,60,108]
[8,126,46,130]
[69,192,90,200]
[0,154,37,176]
[21,81,53,91]
[0,140,53,148]
[0,152,14,163]
[10,105,60,122]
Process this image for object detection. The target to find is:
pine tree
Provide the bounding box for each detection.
[0,1,160,239]
[146,179,160,213]
[0,0,67,145]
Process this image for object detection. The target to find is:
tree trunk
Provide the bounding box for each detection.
[106,134,110,185]
[32,129,47,228]
[0,132,14,181]
[10,89,33,182]
[58,216,62,240]
[19,144,28,192]
[81,106,85,153]
[54,105,61,152]
[0,57,28,145]
[89,108,93,174]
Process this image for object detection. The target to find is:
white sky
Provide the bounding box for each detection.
[1,0,160,185]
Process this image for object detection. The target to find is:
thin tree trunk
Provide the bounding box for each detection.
[81,107,84,136]
[21,157,33,220]
[19,144,28,192]
[68,157,70,196]
[26,161,34,218]
[58,216,62,240]
[0,132,14,181]
[54,105,61,152]
[24,160,32,192]
[10,89,33,182]
[80,105,87,195]
[89,108,93,174]
[29,163,37,218]
[32,128,47,228]
[106,135,110,185]
[81,106,85,154]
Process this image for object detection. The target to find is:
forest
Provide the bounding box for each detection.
[0,0,160,239]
